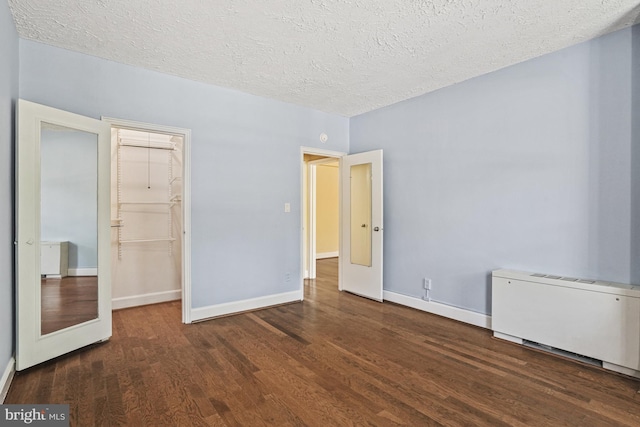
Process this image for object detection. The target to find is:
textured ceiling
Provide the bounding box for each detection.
[8,0,640,116]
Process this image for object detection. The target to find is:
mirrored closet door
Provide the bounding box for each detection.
[16,100,112,370]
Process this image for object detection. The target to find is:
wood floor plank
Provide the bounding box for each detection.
[7,257,640,426]
[41,276,99,335]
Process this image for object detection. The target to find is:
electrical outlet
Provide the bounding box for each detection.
[423,278,432,290]
[285,272,291,282]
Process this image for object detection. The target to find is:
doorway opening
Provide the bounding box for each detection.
[301,147,345,296]
[302,147,384,302]
[104,118,191,323]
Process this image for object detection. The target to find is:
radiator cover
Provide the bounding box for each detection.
[492,269,640,378]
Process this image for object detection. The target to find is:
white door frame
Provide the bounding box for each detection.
[102,117,193,324]
[300,147,346,298]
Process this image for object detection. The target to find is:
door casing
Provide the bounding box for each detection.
[300,147,345,297]
[300,147,383,300]
[102,117,193,324]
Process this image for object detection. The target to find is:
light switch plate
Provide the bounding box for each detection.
[284,203,290,213]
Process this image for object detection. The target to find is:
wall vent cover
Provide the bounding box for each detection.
[530,273,595,284]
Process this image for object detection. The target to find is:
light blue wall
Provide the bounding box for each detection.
[351,27,636,315]
[19,40,349,307]
[13,11,638,321]
[41,129,98,269]
[631,26,640,285]
[1,0,18,375]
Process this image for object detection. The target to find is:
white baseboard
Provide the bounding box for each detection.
[112,289,181,310]
[68,268,97,276]
[493,331,523,344]
[1,356,15,403]
[316,251,339,259]
[191,290,301,322]
[383,291,492,329]
[602,362,640,379]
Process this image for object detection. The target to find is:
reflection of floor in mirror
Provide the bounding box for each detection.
[41,276,98,335]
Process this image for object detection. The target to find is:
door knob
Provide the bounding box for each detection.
[373,227,380,232]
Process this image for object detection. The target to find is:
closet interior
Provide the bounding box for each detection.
[111,128,183,308]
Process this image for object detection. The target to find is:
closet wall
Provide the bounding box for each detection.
[111,128,183,308]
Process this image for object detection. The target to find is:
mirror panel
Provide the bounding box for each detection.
[40,122,99,335]
[350,162,372,267]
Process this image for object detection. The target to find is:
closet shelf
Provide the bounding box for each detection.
[116,128,181,259]
[119,238,176,244]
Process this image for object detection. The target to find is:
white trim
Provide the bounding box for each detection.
[301,146,348,158]
[67,268,97,276]
[308,163,317,279]
[602,362,640,379]
[316,251,339,259]
[191,291,301,322]
[182,128,192,324]
[383,291,492,329]
[300,146,346,299]
[493,331,523,344]
[1,357,15,403]
[102,117,192,324]
[112,289,181,310]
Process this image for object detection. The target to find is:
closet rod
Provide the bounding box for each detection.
[119,141,176,151]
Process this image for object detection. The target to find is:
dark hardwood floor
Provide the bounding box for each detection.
[8,258,640,426]
[41,276,99,335]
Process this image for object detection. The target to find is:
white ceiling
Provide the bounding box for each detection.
[8,0,640,117]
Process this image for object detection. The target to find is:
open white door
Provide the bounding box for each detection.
[340,150,383,301]
[16,100,112,370]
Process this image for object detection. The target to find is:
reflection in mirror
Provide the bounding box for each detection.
[40,122,99,335]
[350,163,372,267]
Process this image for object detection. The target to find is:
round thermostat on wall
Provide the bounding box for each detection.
[319,133,328,143]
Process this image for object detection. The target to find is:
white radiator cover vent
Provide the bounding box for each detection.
[492,269,640,378]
